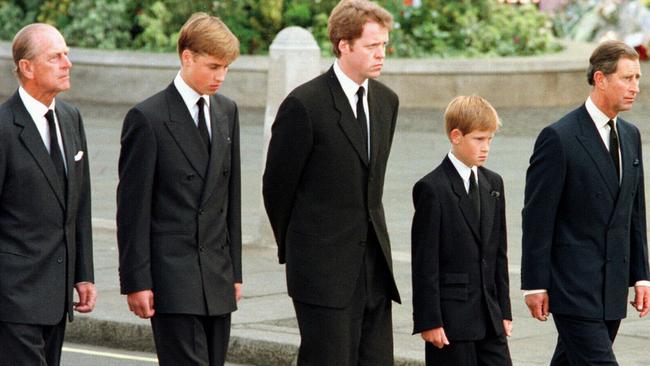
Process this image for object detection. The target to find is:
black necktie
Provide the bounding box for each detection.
[608,119,620,182]
[468,170,480,221]
[356,87,369,159]
[196,97,210,153]
[44,109,67,196]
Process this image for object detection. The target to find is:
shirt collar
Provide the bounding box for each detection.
[18,86,55,119]
[448,151,478,183]
[333,60,369,100]
[586,96,617,129]
[174,71,210,113]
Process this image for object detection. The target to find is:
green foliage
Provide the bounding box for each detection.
[61,0,132,49]
[0,1,30,40]
[0,0,562,58]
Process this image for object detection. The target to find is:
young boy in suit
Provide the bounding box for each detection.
[411,95,512,365]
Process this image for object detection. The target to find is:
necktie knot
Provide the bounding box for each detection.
[357,86,365,99]
[196,97,205,110]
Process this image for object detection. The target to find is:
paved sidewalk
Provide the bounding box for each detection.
[65,102,650,365]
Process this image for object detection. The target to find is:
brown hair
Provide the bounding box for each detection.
[328,0,392,57]
[177,12,240,63]
[12,23,54,80]
[444,95,500,137]
[587,40,638,85]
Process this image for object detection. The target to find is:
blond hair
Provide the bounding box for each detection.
[328,0,392,57]
[177,12,240,63]
[444,95,500,137]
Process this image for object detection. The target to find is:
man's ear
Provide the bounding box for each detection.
[450,129,464,144]
[180,49,193,67]
[593,70,607,89]
[338,39,349,55]
[18,59,33,80]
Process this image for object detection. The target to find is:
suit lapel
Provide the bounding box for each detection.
[368,82,381,173]
[478,169,495,245]
[199,96,229,206]
[163,84,209,179]
[12,93,65,209]
[328,69,369,166]
[443,157,480,240]
[575,106,619,198]
[56,106,78,216]
[613,120,636,212]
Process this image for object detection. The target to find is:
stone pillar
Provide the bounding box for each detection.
[258,27,320,246]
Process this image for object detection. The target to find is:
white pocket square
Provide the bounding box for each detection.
[74,151,84,161]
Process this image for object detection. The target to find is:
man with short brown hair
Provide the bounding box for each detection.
[522,40,650,365]
[263,1,400,365]
[117,12,242,366]
[0,23,95,365]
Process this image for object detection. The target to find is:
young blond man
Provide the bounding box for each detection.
[116,13,242,366]
[411,96,513,366]
[263,1,401,364]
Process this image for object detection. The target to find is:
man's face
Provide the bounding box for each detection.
[451,129,495,168]
[601,57,641,115]
[22,28,71,97]
[181,50,229,95]
[338,21,389,85]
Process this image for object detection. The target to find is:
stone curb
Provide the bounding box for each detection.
[65,316,424,366]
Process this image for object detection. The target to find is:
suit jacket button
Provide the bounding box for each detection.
[199,245,205,252]
[223,169,229,176]
[57,257,63,264]
[187,174,196,181]
[220,208,224,213]
[199,209,204,215]
[359,241,366,247]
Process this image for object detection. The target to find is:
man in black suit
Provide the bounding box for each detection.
[411,96,512,365]
[522,40,650,365]
[0,23,95,365]
[116,13,242,366]
[263,1,400,365]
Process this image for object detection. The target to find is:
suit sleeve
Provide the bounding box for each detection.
[74,110,94,283]
[521,126,566,290]
[116,107,156,294]
[262,96,313,264]
[228,104,242,283]
[411,180,443,334]
[495,175,512,320]
[629,128,649,284]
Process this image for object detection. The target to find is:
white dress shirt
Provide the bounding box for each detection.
[173,71,212,139]
[333,60,370,158]
[448,151,478,193]
[18,86,67,172]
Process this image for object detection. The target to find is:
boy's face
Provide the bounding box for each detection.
[180,49,229,95]
[450,128,495,168]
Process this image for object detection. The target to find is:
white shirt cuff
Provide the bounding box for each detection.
[635,280,650,287]
[523,289,547,297]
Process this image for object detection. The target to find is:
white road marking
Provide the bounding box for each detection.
[62,346,158,363]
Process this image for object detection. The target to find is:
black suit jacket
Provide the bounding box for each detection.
[411,157,511,340]
[117,83,242,316]
[0,91,93,325]
[263,67,401,308]
[522,104,649,320]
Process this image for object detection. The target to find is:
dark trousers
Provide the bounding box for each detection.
[425,332,511,366]
[293,232,394,366]
[151,313,231,366]
[0,316,67,366]
[551,314,620,366]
